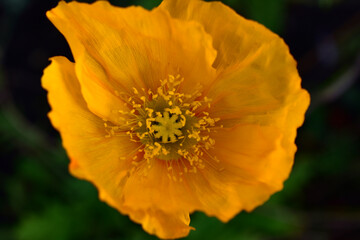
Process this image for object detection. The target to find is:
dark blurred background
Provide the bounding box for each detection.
[0,0,359,239]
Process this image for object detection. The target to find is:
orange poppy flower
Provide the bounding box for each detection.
[42,0,310,239]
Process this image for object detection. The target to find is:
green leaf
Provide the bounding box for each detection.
[15,204,73,240]
[245,0,286,34]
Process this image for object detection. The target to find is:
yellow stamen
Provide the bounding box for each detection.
[103,74,222,179]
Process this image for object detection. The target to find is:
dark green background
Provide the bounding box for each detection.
[1,0,359,239]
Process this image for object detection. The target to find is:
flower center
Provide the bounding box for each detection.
[149,111,185,143]
[104,74,223,180]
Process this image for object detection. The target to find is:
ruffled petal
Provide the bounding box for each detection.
[159,0,310,129]
[155,1,309,221]
[126,207,192,239]
[123,123,291,223]
[73,51,129,124]
[117,127,279,223]
[191,124,295,221]
[98,175,194,240]
[119,158,195,216]
[41,56,140,215]
[41,56,98,180]
[207,37,309,125]
[182,161,275,222]
[47,1,216,124]
[197,41,308,220]
[159,0,280,69]
[42,56,192,239]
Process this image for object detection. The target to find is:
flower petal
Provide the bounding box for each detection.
[126,207,192,239]
[210,124,290,187]
[73,51,130,124]
[208,38,309,120]
[159,0,310,127]
[195,124,293,221]
[47,1,216,123]
[159,0,281,69]
[124,123,291,223]
[97,182,192,239]
[42,56,192,239]
[198,42,308,220]
[41,56,140,217]
[41,56,100,180]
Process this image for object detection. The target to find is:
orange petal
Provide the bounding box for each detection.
[97,179,193,239]
[118,144,273,223]
[134,124,293,223]
[73,51,130,124]
[210,124,290,188]
[41,56,99,180]
[159,0,310,131]
[42,56,192,239]
[182,163,275,222]
[47,1,216,123]
[41,56,140,212]
[203,124,291,220]
[207,38,309,124]
[126,207,192,239]
[159,0,281,69]
[68,158,87,179]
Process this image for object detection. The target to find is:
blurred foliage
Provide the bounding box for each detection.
[1,0,360,240]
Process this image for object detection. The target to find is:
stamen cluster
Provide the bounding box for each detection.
[104,75,223,181]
